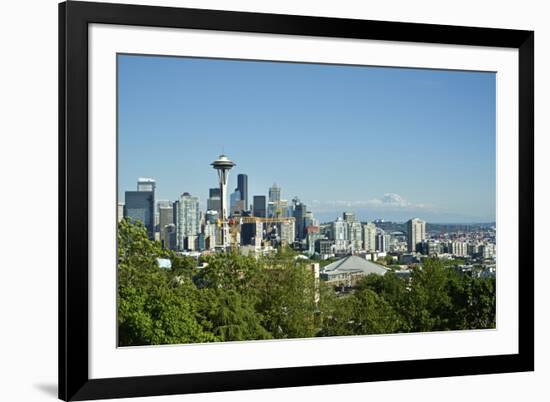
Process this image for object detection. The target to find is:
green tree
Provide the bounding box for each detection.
[117,220,496,345]
[194,252,263,297]
[197,288,271,341]
[319,287,400,336]
[470,276,496,328]
[117,219,214,346]
[406,257,455,331]
[356,273,410,331]
[252,255,318,339]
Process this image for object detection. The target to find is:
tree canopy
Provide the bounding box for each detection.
[117,220,496,346]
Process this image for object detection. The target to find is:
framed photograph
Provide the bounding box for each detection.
[59,1,534,400]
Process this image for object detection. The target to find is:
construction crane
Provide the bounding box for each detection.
[239,216,295,225]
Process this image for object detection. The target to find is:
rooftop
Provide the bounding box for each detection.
[321,255,388,276]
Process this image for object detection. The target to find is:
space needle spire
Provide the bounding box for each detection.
[210,154,236,249]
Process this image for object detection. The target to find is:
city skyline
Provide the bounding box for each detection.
[118,54,496,223]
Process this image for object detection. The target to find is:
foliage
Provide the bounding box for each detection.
[253,253,318,339]
[196,288,272,341]
[118,220,496,346]
[318,287,400,336]
[117,219,214,345]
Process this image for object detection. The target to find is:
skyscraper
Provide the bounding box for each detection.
[376,232,391,253]
[237,174,248,212]
[331,217,349,252]
[206,187,221,214]
[176,192,200,251]
[279,219,296,246]
[268,183,283,217]
[124,190,155,239]
[204,209,219,250]
[253,195,266,218]
[342,212,362,251]
[363,222,377,252]
[161,224,177,250]
[293,200,307,241]
[268,183,281,203]
[406,218,426,252]
[349,221,363,251]
[241,220,263,247]
[159,202,174,246]
[343,212,355,223]
[230,188,244,215]
[137,177,156,192]
[209,188,221,198]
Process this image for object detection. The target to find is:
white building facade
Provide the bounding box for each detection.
[176,192,200,251]
[406,218,426,252]
[363,222,377,252]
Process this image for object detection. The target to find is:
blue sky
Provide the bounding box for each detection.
[118,54,496,223]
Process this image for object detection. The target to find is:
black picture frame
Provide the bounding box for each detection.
[59,1,534,400]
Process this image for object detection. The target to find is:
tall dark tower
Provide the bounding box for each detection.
[237,174,248,211]
[253,195,266,218]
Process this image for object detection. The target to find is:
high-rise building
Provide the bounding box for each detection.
[341,212,362,251]
[422,240,440,256]
[139,178,156,225]
[268,184,282,218]
[161,224,177,250]
[363,222,377,252]
[480,243,496,259]
[376,232,391,253]
[207,197,221,215]
[304,210,318,231]
[159,202,174,246]
[305,228,323,256]
[315,239,333,256]
[176,192,200,251]
[467,243,480,257]
[209,188,221,198]
[293,200,307,241]
[279,219,296,246]
[406,218,426,252]
[230,188,242,215]
[158,202,173,228]
[278,199,290,217]
[331,217,349,252]
[206,187,221,215]
[172,200,179,230]
[268,183,281,203]
[203,220,218,250]
[241,220,263,247]
[137,177,156,192]
[343,212,355,223]
[349,221,363,251]
[450,241,468,257]
[253,195,266,218]
[197,233,206,251]
[237,174,248,212]
[124,190,155,239]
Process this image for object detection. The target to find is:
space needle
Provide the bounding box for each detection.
[211,154,236,249]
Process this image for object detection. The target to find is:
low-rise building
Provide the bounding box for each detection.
[320,255,388,287]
